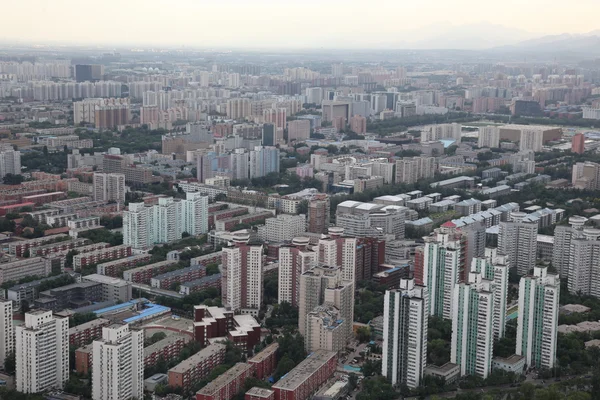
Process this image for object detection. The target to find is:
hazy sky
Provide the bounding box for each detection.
[2,0,600,48]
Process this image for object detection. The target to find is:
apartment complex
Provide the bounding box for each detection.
[123,192,209,249]
[395,156,436,184]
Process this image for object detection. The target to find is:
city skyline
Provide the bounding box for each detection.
[2,0,600,49]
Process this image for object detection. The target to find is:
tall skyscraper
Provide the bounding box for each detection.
[381,279,428,388]
[93,172,126,203]
[299,265,354,342]
[516,267,559,370]
[16,310,69,393]
[0,300,14,368]
[498,212,538,275]
[222,232,264,316]
[278,237,317,307]
[92,324,144,400]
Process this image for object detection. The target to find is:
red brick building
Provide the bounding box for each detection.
[196,362,255,400]
[72,245,132,270]
[122,260,178,284]
[96,253,152,277]
[145,334,190,368]
[271,351,337,400]
[248,343,278,380]
[193,306,261,351]
[168,343,226,391]
[69,318,111,347]
[245,388,275,400]
[75,344,93,375]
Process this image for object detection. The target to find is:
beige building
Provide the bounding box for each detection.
[287,119,310,143]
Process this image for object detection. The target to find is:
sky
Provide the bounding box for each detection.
[2,0,600,49]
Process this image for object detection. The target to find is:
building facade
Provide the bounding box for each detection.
[382,280,428,388]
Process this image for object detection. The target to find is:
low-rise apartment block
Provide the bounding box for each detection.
[123,260,179,284]
[168,343,226,390]
[96,254,152,277]
[73,245,132,270]
[195,362,255,400]
[150,265,206,289]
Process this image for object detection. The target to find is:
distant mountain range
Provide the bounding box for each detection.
[383,25,600,56]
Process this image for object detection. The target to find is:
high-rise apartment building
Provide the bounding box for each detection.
[478,126,500,148]
[73,98,130,126]
[0,144,21,179]
[299,265,354,342]
[222,231,264,316]
[470,250,509,340]
[565,227,600,297]
[257,214,306,243]
[451,271,494,378]
[287,119,310,143]
[123,193,208,249]
[307,196,330,234]
[226,98,251,119]
[93,172,125,203]
[16,310,69,393]
[422,123,462,143]
[263,108,287,130]
[451,251,508,379]
[0,300,14,368]
[498,212,538,275]
[571,133,585,154]
[395,156,436,184]
[305,87,323,105]
[278,237,317,307]
[317,227,385,284]
[349,115,367,134]
[572,161,600,189]
[92,324,144,400]
[381,279,428,388]
[417,222,465,319]
[516,267,559,370]
[553,216,588,276]
[249,146,280,179]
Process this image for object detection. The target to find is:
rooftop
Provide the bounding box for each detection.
[196,362,254,395]
[272,350,337,391]
[169,343,226,374]
[493,355,525,365]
